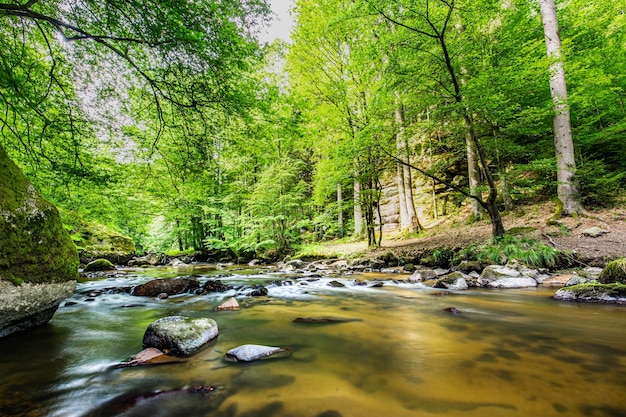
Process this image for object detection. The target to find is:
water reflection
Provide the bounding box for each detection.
[0,266,625,417]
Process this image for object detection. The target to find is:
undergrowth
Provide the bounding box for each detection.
[454,235,564,268]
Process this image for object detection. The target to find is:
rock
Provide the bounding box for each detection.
[216,297,239,311]
[369,281,384,288]
[0,144,78,337]
[245,286,269,296]
[293,317,361,324]
[443,307,461,314]
[116,347,186,367]
[285,259,306,269]
[579,267,604,280]
[564,275,589,287]
[155,293,169,300]
[328,280,345,287]
[408,268,437,282]
[61,209,135,265]
[142,316,218,356]
[203,279,231,293]
[84,258,115,272]
[554,283,626,304]
[132,277,200,297]
[225,344,292,362]
[478,263,540,288]
[403,263,417,272]
[433,272,468,290]
[582,227,606,238]
[128,252,170,267]
[485,277,538,288]
[452,260,483,273]
[598,258,626,284]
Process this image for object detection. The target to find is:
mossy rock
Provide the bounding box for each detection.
[598,258,626,284]
[84,258,116,272]
[61,209,135,265]
[554,283,626,304]
[0,144,78,284]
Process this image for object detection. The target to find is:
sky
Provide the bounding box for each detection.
[258,0,296,43]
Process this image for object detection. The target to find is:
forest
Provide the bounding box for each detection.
[1,0,625,259]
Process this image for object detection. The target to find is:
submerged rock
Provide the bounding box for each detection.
[142,316,218,356]
[203,279,231,293]
[0,144,78,337]
[293,317,362,324]
[132,277,200,297]
[225,344,292,362]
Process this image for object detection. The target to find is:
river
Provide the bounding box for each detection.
[1,265,625,417]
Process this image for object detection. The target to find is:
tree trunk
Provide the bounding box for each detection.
[539,0,583,215]
[337,182,344,238]
[395,94,421,232]
[397,163,409,230]
[353,180,363,235]
[466,130,482,221]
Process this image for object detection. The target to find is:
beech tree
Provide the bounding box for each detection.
[538,0,583,215]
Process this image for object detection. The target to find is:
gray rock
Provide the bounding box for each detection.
[433,272,469,290]
[478,265,521,286]
[564,275,589,287]
[142,316,218,356]
[579,267,604,280]
[582,227,605,238]
[408,268,438,282]
[225,344,291,362]
[0,280,76,337]
[486,277,538,288]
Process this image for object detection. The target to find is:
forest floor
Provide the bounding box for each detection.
[314,201,626,267]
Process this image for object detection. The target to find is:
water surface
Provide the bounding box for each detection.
[1,266,625,417]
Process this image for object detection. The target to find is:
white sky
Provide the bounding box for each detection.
[258,0,295,44]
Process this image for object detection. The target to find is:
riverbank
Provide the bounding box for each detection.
[304,202,626,268]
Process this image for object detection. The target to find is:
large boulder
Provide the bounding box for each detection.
[132,277,200,297]
[61,209,135,265]
[0,145,78,337]
[142,316,219,356]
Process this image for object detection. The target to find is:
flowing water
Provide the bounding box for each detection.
[1,265,625,417]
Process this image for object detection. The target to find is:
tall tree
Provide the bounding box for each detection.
[538,0,583,215]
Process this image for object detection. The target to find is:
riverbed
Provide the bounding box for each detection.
[1,265,625,417]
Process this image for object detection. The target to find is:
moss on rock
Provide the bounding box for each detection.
[598,258,626,284]
[0,145,78,284]
[554,283,626,304]
[60,209,135,264]
[84,258,115,272]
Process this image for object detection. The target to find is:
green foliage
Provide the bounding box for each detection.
[456,235,562,268]
[598,258,626,285]
[572,159,624,208]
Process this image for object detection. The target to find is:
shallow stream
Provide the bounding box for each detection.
[1,265,625,417]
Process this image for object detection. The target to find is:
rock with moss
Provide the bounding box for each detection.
[0,145,78,337]
[84,258,116,272]
[61,209,135,265]
[554,283,626,304]
[433,272,469,290]
[598,259,626,284]
[142,316,219,356]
